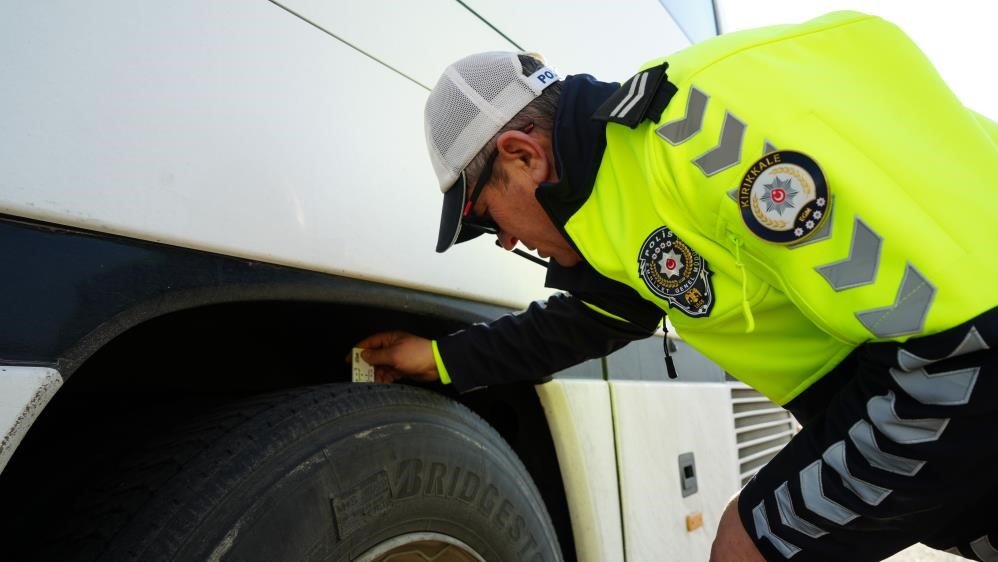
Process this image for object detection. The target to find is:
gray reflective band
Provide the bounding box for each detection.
[788,197,834,249]
[890,366,980,406]
[848,420,925,476]
[656,86,708,144]
[799,460,858,525]
[897,348,933,371]
[775,482,827,538]
[856,263,936,338]
[610,71,649,119]
[753,501,802,558]
[815,218,882,290]
[764,140,778,154]
[821,441,891,506]
[898,325,990,370]
[727,188,738,202]
[950,325,990,355]
[971,535,998,562]
[693,111,746,176]
[867,391,949,444]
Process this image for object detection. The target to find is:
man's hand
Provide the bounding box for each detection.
[710,494,766,562]
[353,331,439,384]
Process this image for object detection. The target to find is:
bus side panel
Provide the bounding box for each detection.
[611,381,740,560]
[536,379,624,562]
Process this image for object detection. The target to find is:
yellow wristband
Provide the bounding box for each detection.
[431,340,452,385]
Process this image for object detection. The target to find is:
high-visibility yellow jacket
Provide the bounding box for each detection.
[567,11,998,403]
[437,11,998,404]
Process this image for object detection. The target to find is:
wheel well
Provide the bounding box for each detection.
[0,300,575,559]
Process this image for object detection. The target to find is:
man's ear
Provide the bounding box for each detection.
[495,130,549,184]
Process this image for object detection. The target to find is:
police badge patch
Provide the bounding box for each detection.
[738,150,830,244]
[638,227,714,317]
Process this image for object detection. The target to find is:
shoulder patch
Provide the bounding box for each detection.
[637,227,714,317]
[737,150,831,244]
[593,63,677,128]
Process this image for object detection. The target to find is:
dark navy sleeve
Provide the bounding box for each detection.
[436,291,659,393]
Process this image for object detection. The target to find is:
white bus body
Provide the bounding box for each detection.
[0,2,795,560]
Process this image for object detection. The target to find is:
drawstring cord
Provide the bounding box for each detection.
[662,317,677,379]
[729,235,756,334]
[660,234,758,378]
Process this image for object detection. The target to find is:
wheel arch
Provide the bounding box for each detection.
[0,216,578,558]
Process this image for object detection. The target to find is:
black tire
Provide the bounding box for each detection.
[100,384,563,562]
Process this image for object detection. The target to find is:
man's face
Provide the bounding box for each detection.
[467,130,582,267]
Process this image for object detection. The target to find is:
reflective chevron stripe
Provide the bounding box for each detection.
[856,263,936,338]
[656,86,708,144]
[890,366,980,406]
[815,218,882,290]
[848,420,925,476]
[800,460,858,525]
[898,326,990,370]
[693,111,746,176]
[821,441,891,506]
[971,535,998,562]
[753,501,801,558]
[775,482,827,538]
[867,391,949,444]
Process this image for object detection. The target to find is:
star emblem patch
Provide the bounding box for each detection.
[638,227,714,318]
[760,175,799,215]
[659,249,684,278]
[737,150,830,244]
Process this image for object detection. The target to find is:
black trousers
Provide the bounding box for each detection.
[740,307,998,561]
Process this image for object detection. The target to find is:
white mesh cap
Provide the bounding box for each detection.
[424,51,560,252]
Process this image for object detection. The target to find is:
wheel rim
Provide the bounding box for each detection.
[354,532,486,562]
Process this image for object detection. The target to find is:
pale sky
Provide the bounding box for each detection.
[715,1,997,120]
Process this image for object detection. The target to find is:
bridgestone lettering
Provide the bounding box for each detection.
[392,458,545,561]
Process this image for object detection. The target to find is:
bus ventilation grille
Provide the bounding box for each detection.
[730,382,798,486]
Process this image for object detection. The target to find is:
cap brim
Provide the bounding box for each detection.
[435,174,484,252]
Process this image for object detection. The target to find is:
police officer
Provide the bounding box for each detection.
[357,11,998,561]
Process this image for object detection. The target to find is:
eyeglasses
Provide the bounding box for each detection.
[460,149,501,236]
[461,122,536,234]
[460,122,547,268]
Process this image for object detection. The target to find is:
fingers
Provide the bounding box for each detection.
[354,330,404,351]
[348,331,438,385]
[346,331,408,364]
[361,346,396,367]
[374,366,403,384]
[349,331,412,372]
